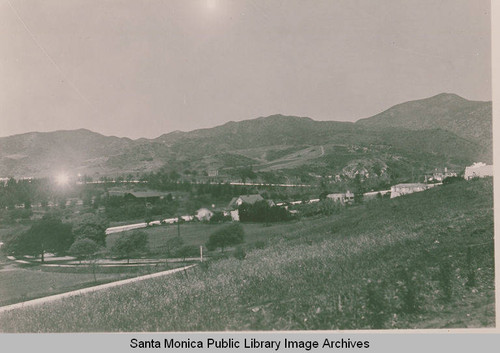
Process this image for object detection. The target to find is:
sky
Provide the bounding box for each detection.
[0,0,492,139]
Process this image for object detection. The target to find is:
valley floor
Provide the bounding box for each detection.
[0,179,494,332]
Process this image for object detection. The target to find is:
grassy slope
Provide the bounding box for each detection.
[0,179,494,332]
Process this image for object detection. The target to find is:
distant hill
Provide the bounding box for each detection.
[0,93,492,180]
[356,93,492,151]
[0,129,135,177]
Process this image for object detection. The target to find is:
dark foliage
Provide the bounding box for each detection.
[238,201,289,223]
[206,223,245,252]
[3,215,73,262]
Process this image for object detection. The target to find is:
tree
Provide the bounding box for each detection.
[111,231,148,263]
[72,213,108,246]
[5,216,73,262]
[69,239,99,264]
[206,223,245,252]
[69,238,102,282]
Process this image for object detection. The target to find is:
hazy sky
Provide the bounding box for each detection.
[0,0,492,139]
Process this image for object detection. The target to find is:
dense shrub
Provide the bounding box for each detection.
[111,231,148,263]
[206,223,245,252]
[238,201,289,222]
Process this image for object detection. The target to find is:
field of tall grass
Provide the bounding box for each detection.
[0,178,494,331]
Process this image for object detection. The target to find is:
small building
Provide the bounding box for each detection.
[196,208,214,221]
[390,183,430,198]
[464,162,493,180]
[227,194,265,209]
[326,190,354,205]
[230,210,240,221]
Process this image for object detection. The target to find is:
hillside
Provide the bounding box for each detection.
[0,93,492,180]
[356,93,492,156]
[0,178,493,331]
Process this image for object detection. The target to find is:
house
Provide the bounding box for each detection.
[227,194,265,209]
[464,162,493,180]
[390,183,431,198]
[196,208,214,221]
[326,190,354,205]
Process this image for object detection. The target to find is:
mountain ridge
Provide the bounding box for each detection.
[0,93,492,179]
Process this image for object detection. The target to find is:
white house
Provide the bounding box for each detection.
[196,208,214,221]
[464,162,493,180]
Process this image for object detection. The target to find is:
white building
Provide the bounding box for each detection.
[464,162,493,180]
[196,208,214,221]
[230,210,240,221]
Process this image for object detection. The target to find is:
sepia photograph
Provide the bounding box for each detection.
[0,0,495,334]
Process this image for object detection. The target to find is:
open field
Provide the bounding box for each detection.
[0,267,134,307]
[106,221,302,254]
[0,179,494,331]
[0,255,190,306]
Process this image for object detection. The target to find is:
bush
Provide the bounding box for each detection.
[238,201,290,223]
[206,223,245,252]
[174,245,200,261]
[68,239,99,262]
[209,211,231,224]
[111,230,148,263]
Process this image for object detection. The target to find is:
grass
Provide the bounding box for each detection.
[0,260,189,306]
[106,221,301,254]
[0,178,494,331]
[0,268,135,307]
